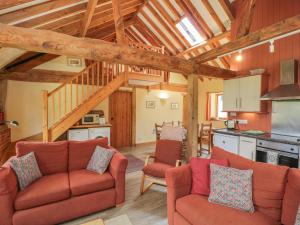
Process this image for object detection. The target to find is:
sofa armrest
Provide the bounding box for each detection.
[166,164,192,225]
[0,159,19,225]
[108,148,128,205]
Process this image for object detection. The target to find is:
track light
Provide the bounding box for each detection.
[235,50,243,61]
[269,39,275,53]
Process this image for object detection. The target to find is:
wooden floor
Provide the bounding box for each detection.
[62,142,168,225]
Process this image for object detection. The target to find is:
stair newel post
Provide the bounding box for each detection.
[42,90,49,142]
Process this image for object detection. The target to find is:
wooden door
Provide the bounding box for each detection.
[109,91,132,148]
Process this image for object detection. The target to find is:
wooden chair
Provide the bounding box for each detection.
[155,123,163,140]
[197,122,212,156]
[162,121,174,126]
[140,140,183,194]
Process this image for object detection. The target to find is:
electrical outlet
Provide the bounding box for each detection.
[237,119,248,124]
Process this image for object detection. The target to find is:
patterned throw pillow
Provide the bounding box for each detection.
[87,146,115,174]
[10,152,42,190]
[208,164,254,213]
[160,126,186,141]
[295,204,300,225]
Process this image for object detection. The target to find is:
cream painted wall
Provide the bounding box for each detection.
[169,72,187,84]
[5,80,108,141]
[135,89,183,144]
[35,56,86,72]
[198,78,225,129]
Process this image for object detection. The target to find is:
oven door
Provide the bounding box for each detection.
[278,153,299,168]
[256,147,268,163]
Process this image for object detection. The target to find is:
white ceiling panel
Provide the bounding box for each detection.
[131,25,151,45]
[190,0,221,35]
[208,0,231,30]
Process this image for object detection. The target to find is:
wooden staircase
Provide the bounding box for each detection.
[42,44,168,142]
[42,61,126,141]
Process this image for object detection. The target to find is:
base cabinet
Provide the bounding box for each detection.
[68,127,111,144]
[239,137,256,161]
[213,133,239,154]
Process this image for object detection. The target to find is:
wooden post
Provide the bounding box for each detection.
[187,74,198,160]
[0,79,7,112]
[42,90,49,142]
[132,88,136,146]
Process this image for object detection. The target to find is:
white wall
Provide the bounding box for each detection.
[5,80,108,141]
[135,89,183,144]
[35,56,86,72]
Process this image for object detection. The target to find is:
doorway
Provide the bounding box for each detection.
[109,91,132,148]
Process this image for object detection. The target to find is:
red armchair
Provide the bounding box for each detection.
[140,139,183,195]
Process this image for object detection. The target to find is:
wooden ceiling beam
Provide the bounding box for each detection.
[140,10,178,54]
[112,0,126,44]
[0,0,33,10]
[218,0,234,22]
[192,14,300,63]
[151,0,190,48]
[134,20,163,47]
[0,69,78,83]
[81,0,98,37]
[201,0,226,33]
[6,53,58,72]
[173,0,209,39]
[127,26,147,44]
[132,24,157,46]
[0,0,82,24]
[146,3,186,51]
[0,23,236,78]
[236,0,257,39]
[178,31,230,56]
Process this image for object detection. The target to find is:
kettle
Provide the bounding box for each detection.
[224,120,235,129]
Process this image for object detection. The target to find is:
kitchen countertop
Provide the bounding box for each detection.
[70,124,112,129]
[213,128,300,145]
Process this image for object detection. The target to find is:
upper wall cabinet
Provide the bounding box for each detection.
[223,75,268,112]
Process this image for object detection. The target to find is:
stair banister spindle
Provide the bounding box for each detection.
[42,90,49,142]
[92,64,95,92]
[97,62,100,86]
[70,80,73,111]
[64,85,67,114]
[76,76,79,107]
[58,90,61,119]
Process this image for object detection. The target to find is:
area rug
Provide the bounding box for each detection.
[105,214,132,225]
[125,154,144,173]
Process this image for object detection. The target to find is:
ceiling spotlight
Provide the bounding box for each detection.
[269,39,275,53]
[235,50,243,62]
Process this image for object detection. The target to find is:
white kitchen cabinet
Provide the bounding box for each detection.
[68,129,89,141]
[239,136,256,160]
[223,78,240,111]
[88,127,111,145]
[213,133,239,154]
[223,75,265,112]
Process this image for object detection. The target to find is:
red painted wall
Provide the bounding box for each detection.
[229,0,300,132]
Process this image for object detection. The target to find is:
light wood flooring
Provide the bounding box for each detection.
[62,143,169,225]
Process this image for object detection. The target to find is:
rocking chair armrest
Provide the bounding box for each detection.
[144,154,155,166]
[175,160,182,167]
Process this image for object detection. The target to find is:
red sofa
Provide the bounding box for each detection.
[0,138,128,225]
[166,147,300,225]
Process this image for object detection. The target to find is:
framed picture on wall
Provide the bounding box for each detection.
[67,57,82,67]
[171,103,179,110]
[146,101,155,109]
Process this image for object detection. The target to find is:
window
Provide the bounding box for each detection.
[176,17,205,46]
[206,92,227,120]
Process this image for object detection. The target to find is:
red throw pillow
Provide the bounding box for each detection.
[190,157,228,196]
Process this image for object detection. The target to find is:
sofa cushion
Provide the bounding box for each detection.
[69,169,115,196]
[212,147,289,222]
[143,162,173,178]
[10,152,42,190]
[69,138,109,171]
[176,194,279,225]
[15,173,70,210]
[87,146,115,174]
[281,168,300,225]
[16,141,68,175]
[209,164,254,212]
[190,158,228,196]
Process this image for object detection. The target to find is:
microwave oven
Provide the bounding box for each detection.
[82,114,100,125]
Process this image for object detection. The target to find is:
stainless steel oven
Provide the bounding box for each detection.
[256,139,299,168]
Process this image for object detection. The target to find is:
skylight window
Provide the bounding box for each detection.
[176,17,205,46]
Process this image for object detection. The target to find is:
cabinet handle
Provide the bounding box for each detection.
[241,140,253,143]
[235,98,238,108]
[240,98,242,109]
